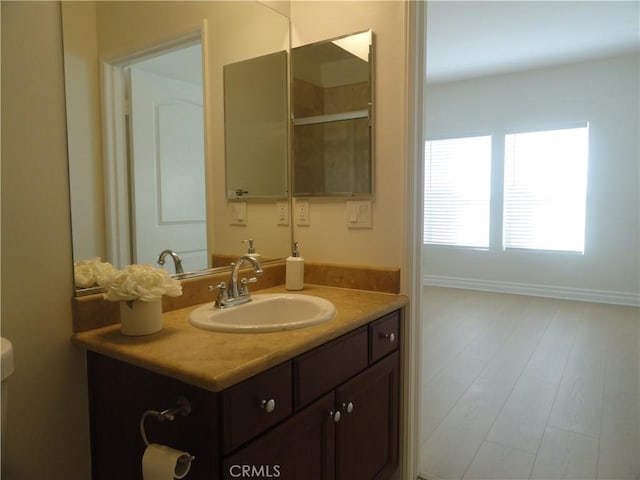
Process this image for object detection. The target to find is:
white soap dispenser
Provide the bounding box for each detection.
[286,242,304,291]
[241,238,261,259]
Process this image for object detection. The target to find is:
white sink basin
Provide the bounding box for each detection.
[189,293,336,333]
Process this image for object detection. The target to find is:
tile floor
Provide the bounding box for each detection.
[418,287,640,480]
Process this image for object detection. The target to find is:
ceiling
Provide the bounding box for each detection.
[426,1,640,84]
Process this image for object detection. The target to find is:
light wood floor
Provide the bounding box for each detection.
[418,286,640,480]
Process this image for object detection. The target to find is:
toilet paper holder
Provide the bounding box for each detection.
[140,396,194,451]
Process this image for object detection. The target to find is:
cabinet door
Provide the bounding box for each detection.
[335,352,399,480]
[223,392,336,480]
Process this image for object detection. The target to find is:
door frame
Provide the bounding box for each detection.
[402,2,426,480]
[100,24,206,268]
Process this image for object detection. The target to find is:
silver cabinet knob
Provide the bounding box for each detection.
[260,399,276,413]
[342,402,354,414]
[329,410,341,423]
[383,332,396,343]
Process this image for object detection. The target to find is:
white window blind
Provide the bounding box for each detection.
[424,136,491,248]
[503,125,589,253]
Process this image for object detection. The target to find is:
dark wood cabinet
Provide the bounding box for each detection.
[230,352,400,480]
[223,392,336,480]
[87,353,220,480]
[335,352,399,480]
[86,309,402,480]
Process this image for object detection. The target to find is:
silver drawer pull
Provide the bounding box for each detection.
[329,410,341,423]
[383,332,396,343]
[342,401,354,414]
[260,399,276,413]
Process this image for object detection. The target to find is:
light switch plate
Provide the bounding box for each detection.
[276,202,289,226]
[229,201,247,225]
[346,200,372,229]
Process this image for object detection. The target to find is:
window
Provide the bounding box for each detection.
[503,125,589,253]
[424,135,491,248]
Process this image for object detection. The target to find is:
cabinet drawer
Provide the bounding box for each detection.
[294,326,368,409]
[369,310,400,363]
[221,362,292,453]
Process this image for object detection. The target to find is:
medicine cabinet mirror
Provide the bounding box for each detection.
[291,30,374,197]
[224,51,288,199]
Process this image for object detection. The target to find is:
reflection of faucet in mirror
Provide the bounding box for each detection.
[210,255,263,308]
[157,249,185,274]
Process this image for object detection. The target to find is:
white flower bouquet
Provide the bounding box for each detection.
[102,263,183,307]
[74,257,117,289]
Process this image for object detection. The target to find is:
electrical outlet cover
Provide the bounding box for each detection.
[296,200,310,226]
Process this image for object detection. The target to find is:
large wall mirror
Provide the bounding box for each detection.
[61,1,291,293]
[291,30,374,197]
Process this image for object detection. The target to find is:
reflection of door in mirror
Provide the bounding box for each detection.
[101,41,208,273]
[127,47,207,273]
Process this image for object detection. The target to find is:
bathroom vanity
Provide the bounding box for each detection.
[74,285,407,480]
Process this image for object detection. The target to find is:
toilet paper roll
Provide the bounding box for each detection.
[142,443,193,480]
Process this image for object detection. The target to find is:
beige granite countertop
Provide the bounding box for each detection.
[72,284,408,392]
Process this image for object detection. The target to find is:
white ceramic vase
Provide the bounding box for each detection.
[119,299,162,336]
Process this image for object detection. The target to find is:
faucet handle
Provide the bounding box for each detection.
[239,277,258,296]
[208,282,227,292]
[209,282,228,308]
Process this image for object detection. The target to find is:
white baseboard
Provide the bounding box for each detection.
[423,275,640,307]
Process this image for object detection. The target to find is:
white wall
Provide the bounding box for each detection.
[423,54,640,305]
[1,2,92,478]
[290,1,408,271]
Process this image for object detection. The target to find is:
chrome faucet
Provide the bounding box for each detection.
[210,254,263,308]
[157,249,184,274]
